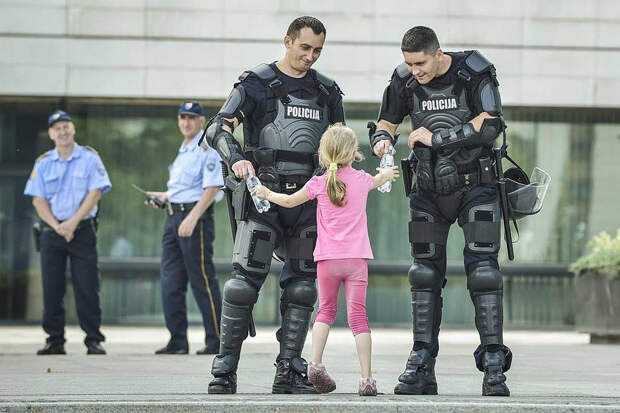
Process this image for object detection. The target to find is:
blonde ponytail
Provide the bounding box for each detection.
[318,124,364,207]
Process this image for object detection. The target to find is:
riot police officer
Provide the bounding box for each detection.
[146,100,224,355]
[24,110,111,355]
[371,27,511,396]
[200,16,344,394]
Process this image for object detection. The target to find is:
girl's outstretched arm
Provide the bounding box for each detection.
[252,185,310,209]
[372,165,400,189]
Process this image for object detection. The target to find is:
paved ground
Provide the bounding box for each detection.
[1,326,619,412]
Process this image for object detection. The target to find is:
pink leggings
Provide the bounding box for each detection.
[314,258,370,336]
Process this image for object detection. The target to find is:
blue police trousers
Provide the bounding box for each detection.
[160,212,222,350]
[40,222,105,345]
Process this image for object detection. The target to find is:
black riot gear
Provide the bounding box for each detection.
[379,47,516,397]
[207,60,343,395]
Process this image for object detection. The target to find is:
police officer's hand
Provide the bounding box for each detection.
[373,140,395,157]
[469,112,494,132]
[231,160,255,179]
[408,127,432,148]
[251,184,270,200]
[57,218,78,243]
[145,191,167,209]
[178,215,197,238]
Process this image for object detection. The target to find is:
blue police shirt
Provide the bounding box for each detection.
[24,143,112,221]
[166,132,224,203]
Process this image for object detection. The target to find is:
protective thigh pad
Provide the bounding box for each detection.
[283,225,317,275]
[232,220,277,275]
[409,210,450,259]
[459,200,501,254]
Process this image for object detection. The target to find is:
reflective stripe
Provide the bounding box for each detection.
[199,223,220,338]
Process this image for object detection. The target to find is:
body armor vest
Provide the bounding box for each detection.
[405,64,486,168]
[243,64,331,177]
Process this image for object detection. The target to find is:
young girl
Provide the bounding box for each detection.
[251,124,399,396]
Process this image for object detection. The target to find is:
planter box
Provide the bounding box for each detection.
[575,272,620,344]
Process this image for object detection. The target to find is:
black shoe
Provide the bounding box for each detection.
[37,342,66,355]
[482,351,510,396]
[208,373,237,394]
[394,348,438,395]
[272,358,317,394]
[86,342,106,355]
[155,343,188,355]
[196,346,219,355]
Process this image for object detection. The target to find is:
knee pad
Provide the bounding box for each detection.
[223,277,258,307]
[232,220,277,276]
[459,200,501,254]
[408,262,442,292]
[282,225,317,275]
[409,210,450,259]
[282,279,317,309]
[468,261,502,293]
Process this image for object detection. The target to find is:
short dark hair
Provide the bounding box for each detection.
[401,26,440,54]
[287,16,326,40]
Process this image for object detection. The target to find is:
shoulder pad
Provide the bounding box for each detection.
[239,63,277,82]
[463,50,494,75]
[84,145,99,155]
[35,151,50,162]
[395,62,411,79]
[313,70,335,88]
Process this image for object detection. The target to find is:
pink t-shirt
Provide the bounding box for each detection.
[304,166,374,261]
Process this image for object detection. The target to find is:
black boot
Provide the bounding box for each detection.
[481,350,510,396]
[272,357,317,394]
[209,354,239,394]
[208,371,237,394]
[394,347,438,395]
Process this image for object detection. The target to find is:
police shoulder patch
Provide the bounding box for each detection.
[84,145,99,154]
[206,162,216,172]
[35,151,50,162]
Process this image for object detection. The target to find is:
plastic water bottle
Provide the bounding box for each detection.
[246,175,271,213]
[378,145,394,193]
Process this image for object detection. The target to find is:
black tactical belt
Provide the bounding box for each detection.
[166,202,214,216]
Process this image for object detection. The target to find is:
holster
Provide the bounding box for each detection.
[252,147,280,192]
[401,153,415,196]
[32,221,42,252]
[228,176,250,221]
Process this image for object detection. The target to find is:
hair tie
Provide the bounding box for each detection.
[329,163,338,171]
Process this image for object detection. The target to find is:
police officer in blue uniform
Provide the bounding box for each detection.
[147,100,224,355]
[201,16,344,394]
[371,27,512,396]
[24,110,111,355]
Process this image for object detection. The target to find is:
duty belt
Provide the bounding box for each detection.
[166,202,214,216]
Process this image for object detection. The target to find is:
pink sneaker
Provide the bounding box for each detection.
[359,377,377,396]
[307,361,336,393]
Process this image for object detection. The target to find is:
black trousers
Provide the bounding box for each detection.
[160,212,222,349]
[40,222,104,345]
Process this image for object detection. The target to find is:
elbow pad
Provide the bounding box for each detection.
[199,116,245,168]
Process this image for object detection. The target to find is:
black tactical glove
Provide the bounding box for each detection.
[434,155,459,195]
[413,146,435,192]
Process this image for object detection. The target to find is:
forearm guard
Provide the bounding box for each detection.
[199,115,245,168]
[431,117,505,151]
